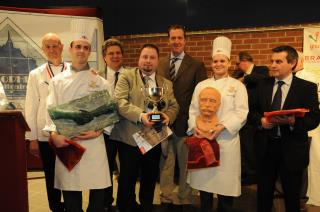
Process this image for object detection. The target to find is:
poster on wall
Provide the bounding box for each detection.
[0,9,105,110]
[303,28,320,81]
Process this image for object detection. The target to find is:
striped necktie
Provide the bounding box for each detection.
[169,57,179,81]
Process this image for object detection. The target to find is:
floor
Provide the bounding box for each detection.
[27,171,320,212]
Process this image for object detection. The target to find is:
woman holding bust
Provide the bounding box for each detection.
[187,36,248,212]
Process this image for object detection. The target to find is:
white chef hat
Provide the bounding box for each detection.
[70,19,94,45]
[212,36,232,59]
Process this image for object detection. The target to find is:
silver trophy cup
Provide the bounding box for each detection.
[145,87,164,122]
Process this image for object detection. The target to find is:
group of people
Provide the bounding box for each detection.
[23,23,320,212]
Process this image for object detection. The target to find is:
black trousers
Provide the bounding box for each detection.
[63,189,105,212]
[117,142,161,212]
[257,138,303,212]
[239,124,257,182]
[103,134,120,207]
[200,191,234,212]
[39,141,64,212]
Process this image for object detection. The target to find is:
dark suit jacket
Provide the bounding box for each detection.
[248,76,320,171]
[244,65,269,91]
[157,53,207,136]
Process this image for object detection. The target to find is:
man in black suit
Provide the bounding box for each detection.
[248,45,320,212]
[236,51,269,185]
[157,25,207,206]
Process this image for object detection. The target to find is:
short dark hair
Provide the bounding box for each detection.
[140,43,159,57]
[239,51,253,62]
[272,45,298,65]
[102,38,124,57]
[168,24,187,39]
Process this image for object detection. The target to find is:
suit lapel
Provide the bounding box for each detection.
[265,78,275,111]
[175,54,191,81]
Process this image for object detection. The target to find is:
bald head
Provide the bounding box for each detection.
[42,33,64,65]
[199,87,221,117]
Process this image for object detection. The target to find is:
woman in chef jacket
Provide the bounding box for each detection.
[187,36,248,212]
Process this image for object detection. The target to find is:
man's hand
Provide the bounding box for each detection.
[141,112,155,127]
[159,112,170,125]
[74,130,103,141]
[50,132,69,148]
[29,139,40,157]
[269,115,295,126]
[261,117,274,129]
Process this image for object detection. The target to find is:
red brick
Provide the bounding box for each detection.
[268,31,286,37]
[278,37,295,42]
[286,30,303,37]
[243,38,260,44]
[234,33,251,39]
[197,40,212,46]
[234,44,251,50]
[188,35,204,41]
[261,38,278,43]
[252,43,269,49]
[251,32,268,38]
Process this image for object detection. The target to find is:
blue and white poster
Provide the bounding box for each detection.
[0,9,104,109]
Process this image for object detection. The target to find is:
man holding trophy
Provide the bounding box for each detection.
[110,43,179,212]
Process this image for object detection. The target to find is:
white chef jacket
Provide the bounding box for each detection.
[25,62,69,141]
[187,76,248,196]
[44,67,112,191]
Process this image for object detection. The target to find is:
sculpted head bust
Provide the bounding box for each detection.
[196,87,221,138]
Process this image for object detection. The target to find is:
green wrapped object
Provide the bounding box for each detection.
[48,90,118,138]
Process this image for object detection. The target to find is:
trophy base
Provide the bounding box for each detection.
[149,113,162,122]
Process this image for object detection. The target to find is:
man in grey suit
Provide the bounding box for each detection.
[157,25,207,206]
[110,43,179,212]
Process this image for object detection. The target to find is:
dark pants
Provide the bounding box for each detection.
[103,134,119,207]
[239,124,257,184]
[200,191,234,212]
[39,141,64,212]
[117,142,161,212]
[63,189,105,212]
[257,138,303,212]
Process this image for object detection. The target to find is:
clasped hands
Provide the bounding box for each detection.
[50,130,103,148]
[194,124,225,140]
[261,115,295,129]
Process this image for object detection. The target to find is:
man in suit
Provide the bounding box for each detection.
[101,38,125,211]
[110,43,179,212]
[248,45,320,212]
[236,51,269,185]
[157,24,207,206]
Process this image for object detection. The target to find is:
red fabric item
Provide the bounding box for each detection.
[264,108,309,122]
[185,136,220,169]
[49,138,86,171]
[0,6,100,17]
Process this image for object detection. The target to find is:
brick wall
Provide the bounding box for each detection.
[114,24,318,75]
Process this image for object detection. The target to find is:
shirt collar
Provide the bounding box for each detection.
[275,73,293,86]
[142,71,156,82]
[170,51,185,61]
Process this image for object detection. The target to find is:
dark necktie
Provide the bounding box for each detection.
[271,80,285,137]
[271,81,285,111]
[114,71,119,88]
[169,57,179,81]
